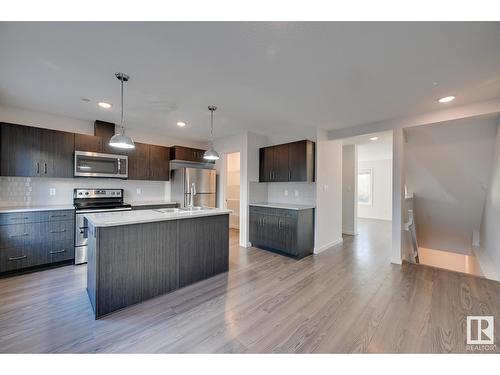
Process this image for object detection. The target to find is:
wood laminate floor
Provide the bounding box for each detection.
[1,219,499,353]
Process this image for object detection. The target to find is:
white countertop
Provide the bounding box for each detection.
[250,202,316,210]
[85,208,231,227]
[0,205,75,213]
[128,200,178,206]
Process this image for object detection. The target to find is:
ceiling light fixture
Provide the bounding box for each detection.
[109,72,135,149]
[176,121,186,127]
[203,106,220,161]
[370,137,379,141]
[437,95,455,103]
[98,101,112,109]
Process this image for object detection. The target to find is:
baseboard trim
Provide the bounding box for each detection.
[314,238,343,254]
[472,246,500,282]
[342,230,357,236]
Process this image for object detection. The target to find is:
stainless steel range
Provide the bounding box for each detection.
[73,188,131,264]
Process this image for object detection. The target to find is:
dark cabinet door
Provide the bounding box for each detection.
[289,140,315,182]
[273,143,289,182]
[0,123,39,177]
[171,146,211,163]
[249,210,262,246]
[75,134,103,153]
[259,146,274,182]
[127,142,150,180]
[148,145,170,181]
[39,128,75,178]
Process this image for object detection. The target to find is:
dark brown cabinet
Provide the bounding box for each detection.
[127,142,150,180]
[148,144,170,181]
[249,205,314,259]
[75,133,103,153]
[170,145,212,163]
[259,140,315,182]
[0,123,75,178]
[127,143,170,181]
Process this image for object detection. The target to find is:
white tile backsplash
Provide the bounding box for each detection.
[0,176,171,207]
[249,181,316,206]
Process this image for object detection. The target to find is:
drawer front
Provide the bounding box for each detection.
[0,212,38,226]
[38,210,75,222]
[0,209,74,225]
[0,247,31,273]
[249,206,298,218]
[44,240,75,264]
[0,224,29,249]
[44,220,74,242]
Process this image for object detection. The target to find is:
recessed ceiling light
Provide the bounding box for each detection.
[176,121,186,127]
[437,96,455,103]
[98,101,112,109]
[370,137,379,141]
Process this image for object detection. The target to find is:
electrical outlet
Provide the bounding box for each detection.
[323,184,329,192]
[294,189,299,197]
[49,188,56,196]
[284,189,289,196]
[136,188,142,195]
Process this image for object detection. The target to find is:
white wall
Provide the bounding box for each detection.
[404,115,498,255]
[358,159,393,221]
[478,120,500,281]
[392,128,405,264]
[342,145,357,235]
[315,129,343,253]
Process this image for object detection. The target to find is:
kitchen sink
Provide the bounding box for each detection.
[154,208,181,213]
[181,206,216,211]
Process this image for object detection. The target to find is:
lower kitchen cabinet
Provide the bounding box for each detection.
[0,209,75,275]
[249,205,314,259]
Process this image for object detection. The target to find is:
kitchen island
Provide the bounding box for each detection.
[85,208,231,319]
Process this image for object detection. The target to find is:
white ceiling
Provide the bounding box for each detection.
[1,22,500,143]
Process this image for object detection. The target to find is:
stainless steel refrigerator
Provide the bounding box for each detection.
[171,167,217,208]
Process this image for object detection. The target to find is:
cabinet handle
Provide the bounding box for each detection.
[288,170,291,180]
[36,162,40,174]
[50,214,67,218]
[44,163,47,174]
[269,171,272,181]
[9,233,29,238]
[49,229,67,233]
[8,255,27,261]
[262,217,266,226]
[10,217,29,221]
[49,249,66,254]
[278,219,283,229]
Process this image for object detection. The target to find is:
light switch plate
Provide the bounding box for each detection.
[284,189,289,196]
[294,189,299,197]
[49,188,56,196]
[136,188,142,195]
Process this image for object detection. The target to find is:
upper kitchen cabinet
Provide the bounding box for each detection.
[148,144,170,181]
[0,123,75,178]
[170,145,213,163]
[74,133,103,153]
[128,143,170,181]
[259,140,315,182]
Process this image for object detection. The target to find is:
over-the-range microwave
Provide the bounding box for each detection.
[74,151,128,178]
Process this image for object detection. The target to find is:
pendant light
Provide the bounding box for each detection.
[109,72,135,149]
[203,105,220,161]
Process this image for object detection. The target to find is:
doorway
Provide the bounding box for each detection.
[226,152,240,239]
[342,131,393,241]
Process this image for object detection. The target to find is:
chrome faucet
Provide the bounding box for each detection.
[188,182,196,208]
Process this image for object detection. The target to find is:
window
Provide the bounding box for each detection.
[358,168,373,206]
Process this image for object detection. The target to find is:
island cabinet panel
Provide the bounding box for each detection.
[178,214,229,287]
[94,222,178,318]
[141,221,177,300]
